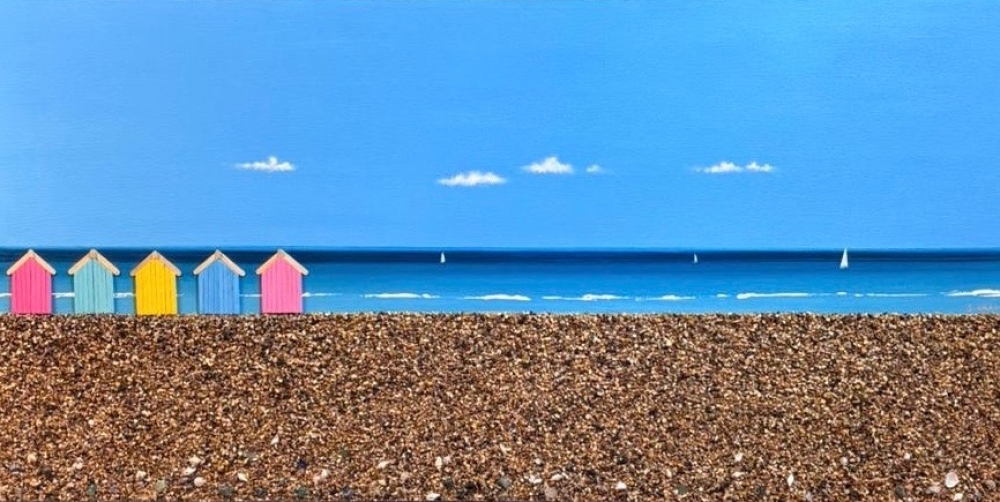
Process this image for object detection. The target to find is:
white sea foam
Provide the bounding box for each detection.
[240,294,262,298]
[302,292,340,298]
[53,292,75,299]
[542,294,628,301]
[736,292,811,300]
[715,293,730,298]
[463,294,531,301]
[364,292,439,299]
[114,293,135,298]
[863,293,930,298]
[640,294,696,301]
[946,289,1000,298]
[0,293,10,298]
[836,292,848,296]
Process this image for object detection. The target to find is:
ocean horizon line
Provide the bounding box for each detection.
[3,246,1000,254]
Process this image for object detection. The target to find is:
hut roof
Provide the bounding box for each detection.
[193,250,246,277]
[6,249,56,276]
[129,251,182,277]
[255,249,308,276]
[68,249,121,276]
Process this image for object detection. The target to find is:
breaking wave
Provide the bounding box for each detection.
[736,292,812,300]
[946,289,1000,298]
[53,292,75,299]
[463,294,531,301]
[639,294,696,301]
[855,293,930,298]
[114,293,134,298]
[302,292,340,298]
[542,294,628,301]
[364,292,439,299]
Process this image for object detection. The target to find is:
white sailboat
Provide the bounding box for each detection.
[693,253,699,264]
[839,248,849,270]
[440,252,446,264]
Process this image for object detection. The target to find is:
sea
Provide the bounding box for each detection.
[2,248,1000,315]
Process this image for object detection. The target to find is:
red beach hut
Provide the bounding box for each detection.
[256,249,308,314]
[6,249,56,315]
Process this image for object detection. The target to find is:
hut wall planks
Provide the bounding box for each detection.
[72,260,116,314]
[134,260,178,315]
[260,259,303,314]
[10,259,53,314]
[197,260,241,314]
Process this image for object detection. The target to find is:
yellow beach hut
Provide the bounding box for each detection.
[130,251,182,315]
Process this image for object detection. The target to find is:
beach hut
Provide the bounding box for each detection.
[68,249,120,314]
[130,251,181,315]
[193,250,245,314]
[256,249,308,314]
[6,249,56,315]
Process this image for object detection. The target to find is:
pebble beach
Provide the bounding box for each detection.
[1,313,999,501]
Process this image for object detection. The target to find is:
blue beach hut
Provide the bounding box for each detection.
[193,250,245,314]
[67,249,119,314]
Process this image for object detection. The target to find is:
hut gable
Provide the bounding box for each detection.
[68,249,120,276]
[130,251,181,315]
[194,250,244,315]
[6,249,56,276]
[68,249,119,314]
[6,249,56,315]
[194,250,246,277]
[256,249,308,314]
[255,249,308,276]
[130,251,182,278]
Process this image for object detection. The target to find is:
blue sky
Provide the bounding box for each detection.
[1,1,998,249]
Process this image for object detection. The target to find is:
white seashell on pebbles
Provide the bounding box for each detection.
[188,456,202,467]
[425,492,441,501]
[237,472,248,483]
[615,481,627,491]
[182,467,197,477]
[377,460,392,469]
[312,469,329,483]
[787,473,795,488]
[946,471,960,489]
[135,470,147,481]
[193,477,206,487]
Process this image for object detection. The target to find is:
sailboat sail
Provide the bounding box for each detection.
[440,252,446,264]
[839,249,849,270]
[693,254,699,264]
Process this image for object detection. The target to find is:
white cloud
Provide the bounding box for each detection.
[437,171,507,187]
[523,156,573,175]
[585,164,605,174]
[236,156,295,172]
[745,161,774,173]
[696,161,774,174]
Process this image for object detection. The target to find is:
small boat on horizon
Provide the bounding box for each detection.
[693,253,699,264]
[840,248,849,270]
[440,252,446,264]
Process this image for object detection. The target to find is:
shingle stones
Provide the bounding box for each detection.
[0,313,998,501]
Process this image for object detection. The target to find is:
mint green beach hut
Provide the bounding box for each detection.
[68,249,120,314]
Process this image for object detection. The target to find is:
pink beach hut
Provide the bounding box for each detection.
[256,249,308,314]
[6,250,56,315]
